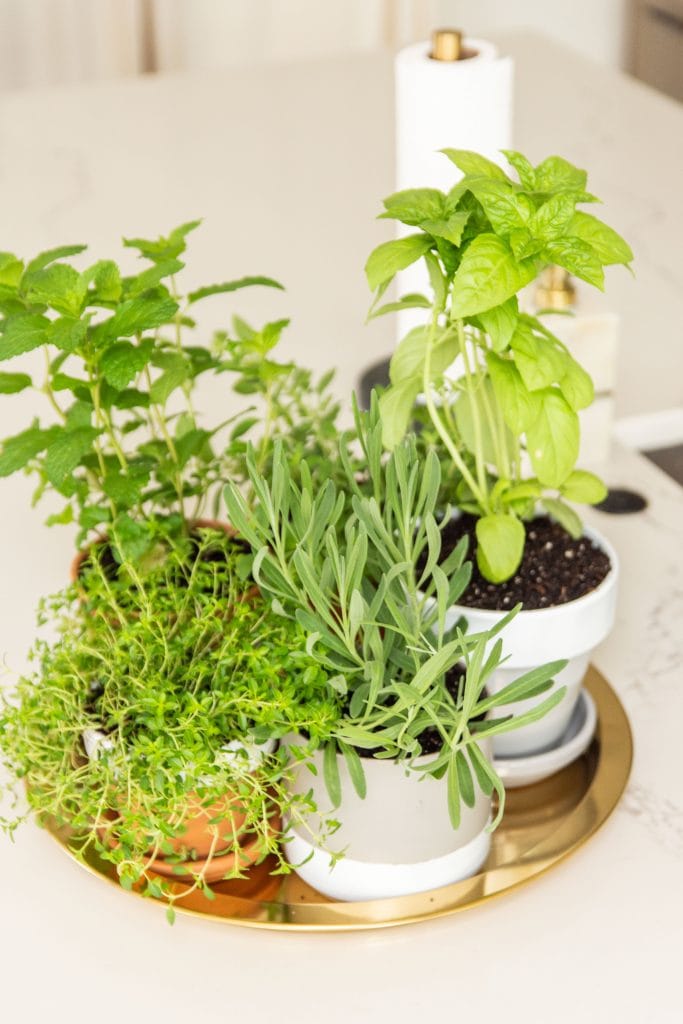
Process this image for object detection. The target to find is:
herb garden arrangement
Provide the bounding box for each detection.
[0,150,633,920]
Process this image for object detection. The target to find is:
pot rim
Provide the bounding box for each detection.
[69,517,237,583]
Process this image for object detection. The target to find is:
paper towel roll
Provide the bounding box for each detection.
[395,38,514,335]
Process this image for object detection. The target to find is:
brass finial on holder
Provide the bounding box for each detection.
[431,29,463,62]
[535,265,577,310]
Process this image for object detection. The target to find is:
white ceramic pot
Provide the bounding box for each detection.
[284,737,492,902]
[446,524,618,757]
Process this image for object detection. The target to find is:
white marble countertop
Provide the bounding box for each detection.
[0,33,681,1024]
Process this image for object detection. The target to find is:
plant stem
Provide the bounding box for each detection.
[423,312,486,507]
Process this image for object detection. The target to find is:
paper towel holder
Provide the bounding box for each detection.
[430,28,476,62]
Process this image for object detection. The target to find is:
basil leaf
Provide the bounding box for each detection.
[477,296,518,352]
[441,149,510,181]
[543,238,604,289]
[526,389,579,487]
[450,235,535,318]
[569,211,633,266]
[365,234,433,291]
[542,497,583,538]
[379,188,446,225]
[0,372,31,394]
[475,514,525,583]
[486,351,539,433]
[378,378,420,449]
[559,469,607,505]
[559,353,594,410]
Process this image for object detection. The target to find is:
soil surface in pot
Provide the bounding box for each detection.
[434,514,611,611]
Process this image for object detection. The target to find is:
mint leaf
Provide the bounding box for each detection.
[25,245,86,275]
[380,188,446,225]
[526,390,579,487]
[450,235,535,318]
[123,221,201,262]
[82,260,122,302]
[22,263,86,317]
[125,259,184,297]
[0,372,31,394]
[50,316,88,353]
[0,314,49,360]
[100,340,153,390]
[150,353,189,403]
[365,235,433,291]
[0,252,24,288]
[0,425,58,477]
[98,296,179,341]
[188,276,284,304]
[45,427,102,487]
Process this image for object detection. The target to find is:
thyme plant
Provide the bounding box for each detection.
[366,149,633,582]
[0,529,340,916]
[225,400,566,829]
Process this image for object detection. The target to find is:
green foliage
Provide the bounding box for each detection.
[0,529,340,908]
[224,399,566,828]
[0,222,342,563]
[365,149,632,581]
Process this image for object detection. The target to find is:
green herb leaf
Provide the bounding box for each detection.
[0,372,31,394]
[379,188,446,225]
[50,316,88,353]
[441,149,509,181]
[477,296,518,352]
[534,156,587,193]
[0,425,58,477]
[466,179,532,235]
[123,220,201,262]
[559,469,607,505]
[377,378,420,449]
[510,322,567,391]
[543,238,604,289]
[339,742,367,799]
[528,193,576,242]
[149,353,189,404]
[98,296,179,341]
[45,426,102,486]
[525,390,579,487]
[568,211,633,266]
[420,211,470,246]
[501,150,536,189]
[559,353,594,410]
[0,314,49,360]
[323,741,342,808]
[22,263,86,317]
[188,276,285,304]
[486,351,539,433]
[365,235,433,292]
[475,514,525,583]
[367,292,431,321]
[25,245,86,275]
[542,497,582,538]
[447,751,461,829]
[100,340,152,390]
[450,235,535,318]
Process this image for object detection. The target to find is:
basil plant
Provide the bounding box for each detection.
[365,149,633,583]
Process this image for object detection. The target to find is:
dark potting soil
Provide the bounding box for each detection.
[435,514,611,612]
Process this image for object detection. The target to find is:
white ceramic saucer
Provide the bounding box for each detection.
[493,689,597,789]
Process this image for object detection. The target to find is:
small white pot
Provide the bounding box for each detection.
[446,524,618,757]
[284,738,492,902]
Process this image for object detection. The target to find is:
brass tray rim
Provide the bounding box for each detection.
[47,666,633,932]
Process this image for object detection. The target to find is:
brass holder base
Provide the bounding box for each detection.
[47,666,632,931]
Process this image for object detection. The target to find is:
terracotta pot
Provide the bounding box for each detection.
[69,518,238,583]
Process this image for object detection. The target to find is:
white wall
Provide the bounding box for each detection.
[433,0,630,69]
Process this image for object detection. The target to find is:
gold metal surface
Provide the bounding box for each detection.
[47,666,632,931]
[536,265,576,310]
[431,29,463,62]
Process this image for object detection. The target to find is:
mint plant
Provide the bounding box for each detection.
[0,222,341,565]
[365,150,633,582]
[225,399,566,828]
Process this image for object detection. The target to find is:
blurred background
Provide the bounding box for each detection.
[0,0,680,102]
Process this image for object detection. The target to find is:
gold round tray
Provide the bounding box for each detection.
[49,665,632,931]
